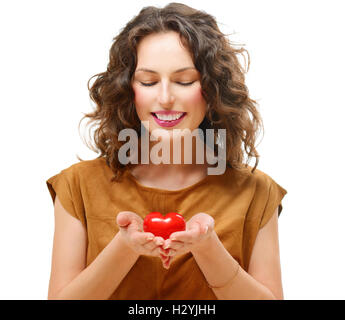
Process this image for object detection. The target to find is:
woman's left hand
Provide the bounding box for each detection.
[159,213,214,269]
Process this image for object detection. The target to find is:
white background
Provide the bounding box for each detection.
[0,0,344,299]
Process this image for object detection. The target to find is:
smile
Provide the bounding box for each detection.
[151,112,187,127]
[152,112,185,121]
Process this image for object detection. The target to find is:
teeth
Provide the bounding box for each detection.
[155,113,184,121]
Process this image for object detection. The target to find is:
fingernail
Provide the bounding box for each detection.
[204,226,208,234]
[147,236,154,241]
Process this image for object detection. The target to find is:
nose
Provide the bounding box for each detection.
[157,81,175,107]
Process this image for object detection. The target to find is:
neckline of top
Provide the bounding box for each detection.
[124,168,214,194]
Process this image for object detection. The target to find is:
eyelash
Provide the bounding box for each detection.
[140,81,195,87]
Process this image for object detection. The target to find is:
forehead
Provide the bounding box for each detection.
[136,31,195,72]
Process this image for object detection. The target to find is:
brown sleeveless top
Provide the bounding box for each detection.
[46,157,287,300]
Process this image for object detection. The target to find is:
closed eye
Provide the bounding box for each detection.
[177,81,195,86]
[140,81,195,87]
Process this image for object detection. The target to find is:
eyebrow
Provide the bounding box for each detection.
[135,67,196,74]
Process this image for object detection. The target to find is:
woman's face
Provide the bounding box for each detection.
[132,31,207,138]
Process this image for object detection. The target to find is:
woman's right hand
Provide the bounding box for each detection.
[116,211,166,258]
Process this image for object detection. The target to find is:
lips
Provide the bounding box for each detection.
[153,111,185,115]
[151,112,187,128]
[151,112,186,118]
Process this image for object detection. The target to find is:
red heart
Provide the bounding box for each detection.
[143,212,186,240]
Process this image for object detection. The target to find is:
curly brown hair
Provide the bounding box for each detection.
[77,2,264,182]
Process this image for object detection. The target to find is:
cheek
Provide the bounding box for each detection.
[187,87,206,111]
[133,87,144,106]
[133,86,153,108]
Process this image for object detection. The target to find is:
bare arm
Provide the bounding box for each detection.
[191,207,283,300]
[48,196,163,300]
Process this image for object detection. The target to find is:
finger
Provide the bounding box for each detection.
[192,221,204,233]
[202,220,214,234]
[160,253,169,261]
[162,238,171,250]
[151,245,164,257]
[160,245,179,257]
[165,248,177,257]
[164,256,173,269]
[169,222,201,241]
[144,232,156,241]
[163,259,170,269]
[117,212,143,234]
[169,230,189,241]
[164,241,187,252]
[130,230,151,245]
[162,256,171,269]
[142,240,159,252]
[138,233,165,248]
[170,227,200,243]
[148,237,164,252]
[153,236,165,247]
[117,211,132,228]
[159,247,170,256]
[195,223,213,237]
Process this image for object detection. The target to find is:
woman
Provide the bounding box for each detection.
[46,3,287,300]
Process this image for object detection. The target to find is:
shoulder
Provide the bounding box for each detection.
[60,157,109,179]
[46,159,109,227]
[228,165,287,211]
[237,165,287,221]
[229,165,276,192]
